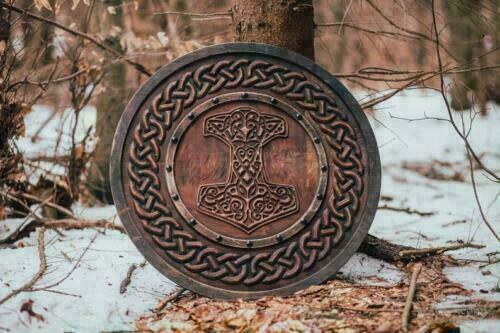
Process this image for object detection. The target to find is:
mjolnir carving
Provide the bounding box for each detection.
[197,107,299,233]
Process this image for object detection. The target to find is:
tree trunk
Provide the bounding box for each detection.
[231,0,410,263]
[87,0,130,203]
[232,0,315,60]
[445,1,490,114]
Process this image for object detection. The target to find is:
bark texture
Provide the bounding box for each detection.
[232,0,315,60]
[445,0,499,114]
[87,0,130,203]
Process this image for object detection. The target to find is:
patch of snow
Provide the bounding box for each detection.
[72,203,118,223]
[340,253,404,286]
[458,319,500,333]
[0,229,175,332]
[0,218,26,243]
[444,264,499,295]
[18,105,96,160]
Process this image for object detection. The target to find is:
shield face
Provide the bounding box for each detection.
[111,43,381,299]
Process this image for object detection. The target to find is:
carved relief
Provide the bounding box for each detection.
[197,107,299,233]
[125,57,367,287]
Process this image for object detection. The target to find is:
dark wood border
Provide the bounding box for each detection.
[110,43,381,299]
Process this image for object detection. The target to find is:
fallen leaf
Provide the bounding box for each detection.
[34,0,52,11]
[20,300,44,322]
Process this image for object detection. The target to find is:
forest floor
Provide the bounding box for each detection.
[0,91,499,332]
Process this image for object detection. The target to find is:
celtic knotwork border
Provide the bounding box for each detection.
[127,58,364,286]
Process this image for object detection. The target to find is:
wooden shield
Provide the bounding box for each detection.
[110,43,381,299]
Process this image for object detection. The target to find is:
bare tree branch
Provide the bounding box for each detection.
[153,10,232,20]
[1,3,152,76]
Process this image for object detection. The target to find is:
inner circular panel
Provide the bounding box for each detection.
[172,95,321,243]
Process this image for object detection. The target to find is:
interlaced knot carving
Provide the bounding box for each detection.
[198,107,299,233]
[127,58,365,286]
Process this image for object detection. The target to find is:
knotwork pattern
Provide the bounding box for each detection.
[127,58,365,286]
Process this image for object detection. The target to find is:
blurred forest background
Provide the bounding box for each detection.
[0,0,498,223]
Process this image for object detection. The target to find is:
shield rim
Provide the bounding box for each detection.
[110,42,381,300]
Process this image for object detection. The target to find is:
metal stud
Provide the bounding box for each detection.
[189,218,196,225]
[321,165,327,172]
[296,113,303,120]
[212,97,219,104]
[316,193,323,200]
[314,137,321,144]
[166,165,172,172]
[300,219,308,225]
[270,97,277,104]
[172,136,178,144]
[276,234,283,242]
[241,92,248,98]
[246,240,253,248]
[216,235,223,242]
[188,113,195,120]
[172,194,179,201]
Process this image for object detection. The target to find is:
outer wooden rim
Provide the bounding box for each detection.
[110,43,381,300]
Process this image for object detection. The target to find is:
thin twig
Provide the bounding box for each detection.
[316,22,426,42]
[153,11,231,19]
[378,204,434,217]
[399,243,485,258]
[1,3,151,76]
[479,258,500,269]
[0,227,47,306]
[401,264,422,332]
[155,287,187,312]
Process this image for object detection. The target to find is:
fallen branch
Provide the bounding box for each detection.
[359,234,413,263]
[155,287,187,312]
[43,219,125,233]
[19,192,76,219]
[378,204,434,217]
[401,264,422,332]
[0,193,52,245]
[1,217,124,246]
[120,261,146,294]
[0,227,47,306]
[120,264,138,294]
[399,243,485,258]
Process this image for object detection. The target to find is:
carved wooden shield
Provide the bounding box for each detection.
[110,43,381,299]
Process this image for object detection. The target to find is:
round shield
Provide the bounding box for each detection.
[111,43,381,300]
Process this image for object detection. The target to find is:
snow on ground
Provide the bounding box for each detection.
[0,227,175,332]
[1,90,499,332]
